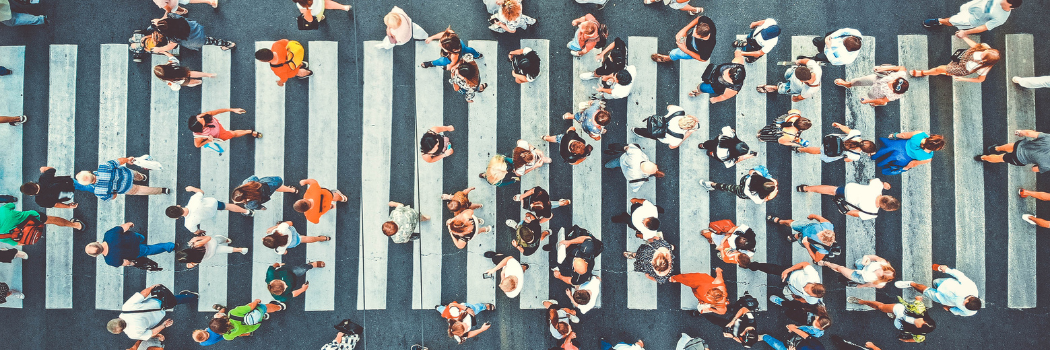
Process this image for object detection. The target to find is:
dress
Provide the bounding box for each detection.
[320,334,360,350]
[945,46,993,77]
[488,1,537,33]
[388,204,419,244]
[632,239,673,284]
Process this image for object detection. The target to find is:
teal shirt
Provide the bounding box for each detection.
[0,203,40,246]
[265,265,295,302]
[905,132,934,161]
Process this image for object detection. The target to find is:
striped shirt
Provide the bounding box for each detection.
[93,159,134,200]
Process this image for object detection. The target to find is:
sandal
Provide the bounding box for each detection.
[484,303,495,311]
[174,6,189,15]
[559,199,571,206]
[688,89,701,97]
[478,83,487,92]
[623,251,637,259]
[909,69,924,77]
[251,131,263,138]
[766,215,781,225]
[333,190,348,202]
[70,218,85,232]
[796,185,808,193]
[311,261,326,268]
[9,115,26,126]
[319,235,332,242]
[221,42,236,51]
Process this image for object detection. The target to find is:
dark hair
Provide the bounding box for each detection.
[653,170,665,178]
[440,31,462,53]
[255,49,275,62]
[845,140,878,153]
[155,17,191,40]
[455,61,480,87]
[614,69,633,85]
[420,132,443,154]
[893,78,910,94]
[965,296,982,311]
[740,328,759,345]
[231,182,263,203]
[292,0,313,7]
[794,66,813,82]
[512,147,534,170]
[923,134,946,151]
[293,199,312,213]
[695,22,712,37]
[19,182,39,196]
[1006,0,1022,8]
[382,221,398,236]
[176,246,206,264]
[810,283,826,297]
[594,110,611,126]
[843,36,862,52]
[186,114,212,133]
[879,196,901,211]
[165,205,183,219]
[446,200,462,212]
[263,232,289,249]
[735,231,756,251]
[153,64,189,82]
[209,317,232,334]
[728,66,746,83]
[643,218,660,230]
[572,290,591,305]
[793,117,813,131]
[569,141,590,156]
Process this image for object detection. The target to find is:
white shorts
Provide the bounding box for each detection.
[947,13,979,30]
[891,303,908,329]
[668,0,690,9]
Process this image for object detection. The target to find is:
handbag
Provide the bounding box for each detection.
[297,14,320,30]
[833,197,878,217]
[334,319,363,335]
[133,154,164,170]
[132,257,164,272]
[149,284,178,309]
[0,216,45,246]
[950,48,967,63]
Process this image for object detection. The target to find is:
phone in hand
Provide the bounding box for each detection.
[482,272,494,279]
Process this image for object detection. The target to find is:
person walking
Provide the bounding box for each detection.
[568,14,603,57]
[153,52,215,91]
[483,251,527,298]
[376,6,428,50]
[543,299,580,341]
[421,28,482,69]
[689,49,746,104]
[699,126,756,168]
[187,108,259,151]
[176,235,246,269]
[486,0,537,33]
[552,225,604,286]
[262,221,330,255]
[757,58,821,102]
[872,131,945,174]
[625,238,675,284]
[697,295,759,347]
[512,140,553,177]
[768,214,837,263]
[292,0,351,24]
[591,66,637,100]
[819,255,895,288]
[747,261,825,305]
[442,187,482,216]
[848,296,936,343]
[255,39,311,86]
[735,18,780,63]
[796,179,899,220]
[563,100,611,141]
[21,166,92,209]
[895,264,981,316]
[923,0,1020,35]
[450,60,487,103]
[446,208,492,249]
[834,65,910,106]
[231,175,298,211]
[420,125,456,163]
[580,37,628,82]
[382,201,430,244]
[634,105,700,149]
[149,12,234,53]
[0,202,83,245]
[294,178,347,224]
[509,47,541,83]
[211,299,286,340]
[669,268,728,314]
[605,143,664,192]
[514,186,568,224]
[166,186,252,235]
[756,109,813,149]
[651,15,716,63]
[759,324,825,350]
[701,219,756,267]
[1013,75,1050,89]
[266,261,325,302]
[152,0,217,16]
[86,222,174,268]
[975,129,1050,172]
[643,0,702,14]
[544,126,593,165]
[0,0,44,26]
[437,301,493,344]
[107,284,198,340]
[77,157,169,200]
[910,33,999,83]
[611,198,663,242]
[802,28,862,65]
[0,281,24,304]
[699,166,779,204]
[566,275,600,314]
[795,122,876,163]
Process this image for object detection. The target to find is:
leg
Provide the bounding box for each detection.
[290,263,315,279]
[854,298,896,313]
[296,68,313,77]
[265,303,283,313]
[227,130,254,139]
[223,203,249,214]
[131,169,147,182]
[140,242,177,256]
[0,12,45,26]
[746,262,787,276]
[796,146,821,155]
[848,74,878,87]
[910,282,929,293]
[276,185,297,193]
[125,185,166,195]
[43,216,81,229]
[603,157,622,169]
[1014,76,1050,89]
[324,0,351,10]
[610,212,631,224]
[701,312,730,326]
[0,116,20,123]
[997,143,1016,153]
[1021,189,1050,201]
[173,291,199,305]
[300,235,330,243]
[799,185,838,196]
[761,335,790,350]
[633,127,656,139]
[1026,215,1050,228]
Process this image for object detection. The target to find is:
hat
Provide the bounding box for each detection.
[759,25,781,40]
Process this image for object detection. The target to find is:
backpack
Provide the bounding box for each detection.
[0,216,45,246]
[757,113,801,143]
[644,110,686,139]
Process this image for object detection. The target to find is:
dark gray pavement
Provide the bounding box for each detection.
[2,0,1050,349]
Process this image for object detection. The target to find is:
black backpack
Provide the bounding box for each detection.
[644,111,686,139]
[822,134,845,157]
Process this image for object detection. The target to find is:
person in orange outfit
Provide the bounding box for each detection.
[669,268,728,315]
[255,39,312,87]
[293,179,347,224]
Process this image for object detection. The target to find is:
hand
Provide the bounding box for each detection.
[425,38,433,44]
[272,262,283,268]
[232,108,247,114]
[832,122,841,128]
[162,319,174,327]
[277,80,284,86]
[883,182,892,190]
[952,76,964,81]
[781,270,791,282]
[446,125,455,132]
[481,322,492,329]
[155,334,165,342]
[122,260,134,266]
[954,30,966,38]
[715,267,723,274]
[301,282,310,291]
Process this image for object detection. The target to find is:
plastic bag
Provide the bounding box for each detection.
[134,154,163,170]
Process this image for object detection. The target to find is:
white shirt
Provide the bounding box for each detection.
[501,258,524,298]
[751,18,779,53]
[119,293,165,341]
[784,265,822,304]
[612,344,645,350]
[574,276,601,314]
[514,140,542,176]
[184,192,219,232]
[631,200,661,240]
[296,0,324,17]
[824,28,862,66]
[715,126,738,168]
[658,106,692,147]
[952,0,1011,31]
[844,178,884,220]
[269,223,294,255]
[604,65,637,99]
[790,60,822,99]
[858,260,890,288]
[822,130,863,163]
[927,268,979,316]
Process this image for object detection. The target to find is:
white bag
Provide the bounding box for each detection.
[134,154,164,170]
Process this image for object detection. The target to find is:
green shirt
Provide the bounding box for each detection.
[264,266,295,302]
[0,203,40,246]
[223,304,264,340]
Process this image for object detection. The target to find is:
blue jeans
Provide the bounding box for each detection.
[138,242,176,257]
[174,291,199,305]
[762,335,789,350]
[1,12,44,26]
[600,341,631,350]
[669,48,696,61]
[435,303,487,316]
[697,83,716,94]
[429,41,481,67]
[603,158,621,169]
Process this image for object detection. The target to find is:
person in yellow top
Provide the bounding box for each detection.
[293,179,347,224]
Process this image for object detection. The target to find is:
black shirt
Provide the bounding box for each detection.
[35,168,76,208]
[702,63,744,96]
[522,186,552,219]
[685,16,717,61]
[558,130,591,163]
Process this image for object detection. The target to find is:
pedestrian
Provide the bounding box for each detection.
[543,299,580,340]
[1019,188,1050,227]
[127,336,165,350]
[768,214,837,263]
[482,251,526,298]
[446,208,491,249]
[670,268,728,314]
[149,12,235,53]
[566,275,601,314]
[674,333,708,350]
[776,300,831,338]
[152,0,217,16]
[634,105,700,149]
[421,27,482,69]
[320,321,361,350]
[910,33,999,83]
[107,285,198,340]
[701,219,755,267]
[262,221,331,255]
[551,225,604,285]
[0,248,28,262]
[512,140,553,177]
[509,47,541,83]
[568,14,604,57]
[872,131,945,174]
[292,0,351,24]
[923,0,1020,35]
[506,213,544,256]
[562,100,610,141]
[700,166,779,204]
[834,65,910,106]
[0,202,83,245]
[231,175,298,211]
[611,198,663,241]
[895,264,981,316]
[592,66,636,100]
[294,178,347,224]
[480,154,520,187]
[0,281,23,304]
[580,37,627,82]
[759,324,825,350]
[77,157,169,200]
[210,299,287,340]
[266,261,325,302]
[0,0,43,26]
[383,201,430,244]
[652,15,715,63]
[442,187,482,216]
[797,180,898,220]
[625,238,674,284]
[449,60,487,103]
[437,301,493,344]
[700,126,756,168]
[514,186,569,224]
[819,255,895,288]
[192,327,226,346]
[643,0,702,14]
[255,39,311,86]
[802,28,862,65]
[486,0,537,33]
[975,129,1050,172]
[152,52,215,91]
[544,126,594,165]
[435,301,494,323]
[419,125,456,163]
[1013,75,1050,89]
[176,235,246,269]
[375,6,428,50]
[848,296,936,343]
[794,122,876,163]
[757,58,821,102]
[747,261,825,305]
[21,166,91,209]
[757,109,813,148]
[187,108,260,150]
[604,143,664,192]
[86,222,174,268]
[735,18,780,63]
[166,186,253,235]
[0,114,25,125]
[689,49,746,104]
[600,339,645,350]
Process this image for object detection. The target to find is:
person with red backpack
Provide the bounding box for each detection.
[0,201,83,246]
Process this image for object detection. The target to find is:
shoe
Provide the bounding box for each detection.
[796,185,808,193]
[238,248,248,255]
[1013,76,1022,84]
[650,54,670,63]
[475,217,485,226]
[986,145,1003,154]
[846,296,860,304]
[137,173,149,182]
[179,290,200,297]
[420,61,434,68]
[769,295,784,306]
[9,115,26,126]
[922,18,941,29]
[14,251,28,259]
[474,53,484,59]
[505,219,517,228]
[301,61,309,70]
[766,215,781,225]
[689,310,701,317]
[212,304,227,311]
[974,155,984,162]
[243,209,255,217]
[483,251,496,258]
[1022,214,1038,226]
[698,180,714,191]
[70,218,85,233]
[11,291,24,300]
[579,72,597,80]
[932,263,944,272]
[162,188,171,194]
[270,300,287,311]
[894,280,914,289]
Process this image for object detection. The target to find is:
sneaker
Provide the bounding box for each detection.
[1012,76,1021,84]
[10,291,24,300]
[894,280,914,289]
[239,248,249,255]
[1022,214,1038,226]
[769,295,784,306]
[9,115,26,126]
[15,251,28,259]
[161,188,171,194]
[483,251,496,258]
[846,296,860,304]
[243,209,255,217]
[270,300,287,311]
[985,145,1002,154]
[179,290,200,297]
[212,304,227,311]
[476,217,485,226]
[922,18,941,28]
[579,72,597,80]
[698,180,714,191]
[475,53,484,59]
[301,61,309,70]
[505,219,518,228]
[974,155,984,162]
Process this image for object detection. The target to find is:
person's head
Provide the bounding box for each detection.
[19,182,39,196]
[964,296,982,311]
[759,24,781,40]
[192,329,210,343]
[921,134,946,152]
[209,317,232,334]
[735,230,756,251]
[739,327,759,346]
[816,229,836,246]
[652,252,671,276]
[154,18,190,39]
[186,113,211,133]
[614,69,633,86]
[420,132,443,154]
[792,117,813,131]
[975,47,1001,68]
[736,254,752,268]
[642,217,660,231]
[812,305,831,329]
[572,257,589,275]
[891,77,910,95]
[262,232,290,249]
[85,242,104,257]
[1003,0,1022,10]
[230,182,262,204]
[725,65,746,84]
[500,0,522,21]
[448,218,472,234]
[455,61,481,86]
[293,199,313,213]
[804,283,826,298]
[518,225,535,243]
[568,140,592,156]
[499,275,519,294]
[439,30,463,53]
[678,115,699,131]
[875,264,896,283]
[553,322,571,337]
[572,289,591,305]
[383,12,403,30]
[843,139,878,154]
[153,64,187,81]
[268,279,288,296]
[640,162,664,178]
[593,109,611,126]
[877,195,901,212]
[705,287,726,303]
[75,171,96,186]
[106,318,126,334]
[579,21,597,36]
[292,0,313,7]
[693,21,712,38]
[843,36,862,52]
[449,321,467,337]
[512,147,534,169]
[254,48,275,62]
[175,246,206,264]
[794,66,813,83]
[382,221,399,237]
[529,200,547,212]
[446,199,461,212]
[164,205,186,219]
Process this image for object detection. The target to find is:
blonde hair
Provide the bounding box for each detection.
[501,0,522,21]
[86,242,104,257]
[383,12,402,28]
[106,319,126,334]
[75,171,95,185]
[678,116,699,130]
[817,230,836,245]
[192,330,210,342]
[500,276,518,293]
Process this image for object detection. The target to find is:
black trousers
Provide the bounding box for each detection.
[746,262,789,276]
[810,31,835,63]
[711,175,750,200]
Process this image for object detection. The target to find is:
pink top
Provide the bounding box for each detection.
[387,6,414,44]
[198,117,224,138]
[152,0,179,9]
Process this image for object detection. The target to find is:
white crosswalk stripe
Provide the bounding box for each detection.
[898,35,933,304]
[952,35,986,300]
[735,34,768,311]
[789,37,822,271]
[95,44,128,311]
[145,53,178,292]
[519,39,550,309]
[571,48,603,310]
[412,41,444,310]
[465,40,499,307]
[678,58,709,310]
[1005,33,1037,309]
[253,41,287,306]
[305,41,339,311]
[843,36,877,311]
[45,44,76,309]
[626,36,658,310]
[359,40,393,310]
[198,45,232,311]
[0,45,25,309]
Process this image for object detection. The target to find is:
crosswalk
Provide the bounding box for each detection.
[0,33,1041,313]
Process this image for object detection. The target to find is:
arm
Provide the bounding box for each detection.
[861,97,890,106]
[461,323,492,341]
[786,324,810,338]
[388,201,403,208]
[424,31,444,43]
[300,7,313,22]
[561,236,590,246]
[485,256,513,275]
[185,186,203,194]
[299,178,320,187]
[807,213,830,223]
[291,281,310,297]
[247,299,262,310]
[710,89,738,104]
[893,131,921,139]
[781,261,810,280]
[959,25,989,37]
[904,159,932,170]
[674,17,701,50]
[140,284,159,298]
[430,125,454,133]
[803,239,822,263]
